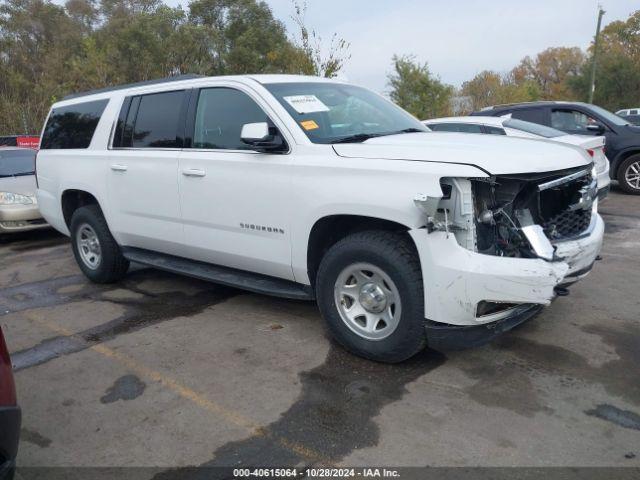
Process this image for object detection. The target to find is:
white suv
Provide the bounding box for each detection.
[36,75,604,362]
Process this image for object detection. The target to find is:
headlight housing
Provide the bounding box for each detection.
[0,192,34,205]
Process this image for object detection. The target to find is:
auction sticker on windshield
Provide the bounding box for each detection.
[284,95,330,114]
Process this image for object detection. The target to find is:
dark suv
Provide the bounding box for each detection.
[472,101,640,194]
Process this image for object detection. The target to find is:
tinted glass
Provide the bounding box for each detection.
[585,104,629,126]
[429,123,483,133]
[504,118,564,138]
[510,108,546,124]
[485,126,507,135]
[265,82,427,144]
[41,99,108,149]
[132,91,185,148]
[191,88,269,150]
[551,109,595,133]
[0,137,18,147]
[0,149,36,177]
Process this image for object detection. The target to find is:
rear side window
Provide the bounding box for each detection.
[114,90,186,148]
[510,108,546,125]
[485,126,506,135]
[429,123,483,134]
[41,99,108,149]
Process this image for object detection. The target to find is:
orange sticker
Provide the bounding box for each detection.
[300,120,319,131]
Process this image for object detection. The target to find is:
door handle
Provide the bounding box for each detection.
[110,164,128,172]
[182,169,206,177]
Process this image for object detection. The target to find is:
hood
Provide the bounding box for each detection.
[332,132,591,175]
[0,174,37,197]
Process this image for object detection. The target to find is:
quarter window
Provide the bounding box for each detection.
[41,99,108,149]
[192,88,269,150]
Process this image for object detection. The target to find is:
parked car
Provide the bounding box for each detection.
[0,148,48,234]
[423,116,610,199]
[0,135,40,149]
[472,101,640,194]
[36,75,604,362]
[0,326,20,480]
[616,108,640,126]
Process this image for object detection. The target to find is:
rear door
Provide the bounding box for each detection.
[107,90,189,255]
[509,107,551,126]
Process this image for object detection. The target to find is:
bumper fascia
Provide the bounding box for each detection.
[425,304,543,351]
[0,204,48,233]
[0,406,21,479]
[409,213,604,328]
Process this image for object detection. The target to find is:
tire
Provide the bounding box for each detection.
[315,231,426,363]
[69,205,129,283]
[617,154,640,195]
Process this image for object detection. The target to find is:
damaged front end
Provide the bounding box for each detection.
[411,165,604,350]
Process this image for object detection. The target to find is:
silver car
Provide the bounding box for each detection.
[0,148,48,233]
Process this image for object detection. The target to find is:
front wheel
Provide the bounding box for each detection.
[617,154,640,195]
[315,231,426,363]
[70,205,129,283]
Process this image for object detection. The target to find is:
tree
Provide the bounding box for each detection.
[460,70,540,111]
[289,0,350,78]
[511,47,585,99]
[0,0,349,134]
[387,55,454,119]
[569,10,640,110]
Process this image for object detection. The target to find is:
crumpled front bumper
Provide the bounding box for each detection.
[409,213,605,335]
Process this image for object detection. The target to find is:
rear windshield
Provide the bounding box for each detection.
[41,99,109,149]
[0,149,36,177]
[503,118,564,138]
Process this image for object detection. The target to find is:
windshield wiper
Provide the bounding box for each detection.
[331,128,426,144]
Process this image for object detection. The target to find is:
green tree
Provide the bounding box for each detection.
[460,70,541,111]
[387,55,454,119]
[570,10,640,110]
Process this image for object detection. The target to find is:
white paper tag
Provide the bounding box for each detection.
[283,95,330,114]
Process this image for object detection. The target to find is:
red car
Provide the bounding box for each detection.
[0,327,19,480]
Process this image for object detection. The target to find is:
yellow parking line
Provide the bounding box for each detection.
[25,314,329,464]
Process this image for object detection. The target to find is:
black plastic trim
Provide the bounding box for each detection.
[424,305,543,351]
[121,247,314,301]
[0,406,21,468]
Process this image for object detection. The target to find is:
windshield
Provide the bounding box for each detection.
[503,118,565,138]
[0,149,36,177]
[264,82,428,144]
[586,104,630,126]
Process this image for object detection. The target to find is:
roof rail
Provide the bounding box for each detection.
[483,101,558,110]
[62,74,204,100]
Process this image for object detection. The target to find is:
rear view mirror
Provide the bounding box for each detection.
[241,122,286,153]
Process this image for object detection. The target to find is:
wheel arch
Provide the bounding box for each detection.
[611,148,640,177]
[61,189,102,229]
[306,214,417,289]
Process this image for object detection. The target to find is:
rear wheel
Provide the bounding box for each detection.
[70,205,129,283]
[617,154,640,194]
[315,231,426,363]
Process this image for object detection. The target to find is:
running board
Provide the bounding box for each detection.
[121,247,314,301]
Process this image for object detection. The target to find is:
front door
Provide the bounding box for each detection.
[178,86,294,279]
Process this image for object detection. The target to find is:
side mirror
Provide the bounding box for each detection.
[586,122,605,134]
[241,122,286,152]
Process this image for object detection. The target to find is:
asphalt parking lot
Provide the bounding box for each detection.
[1,188,639,474]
